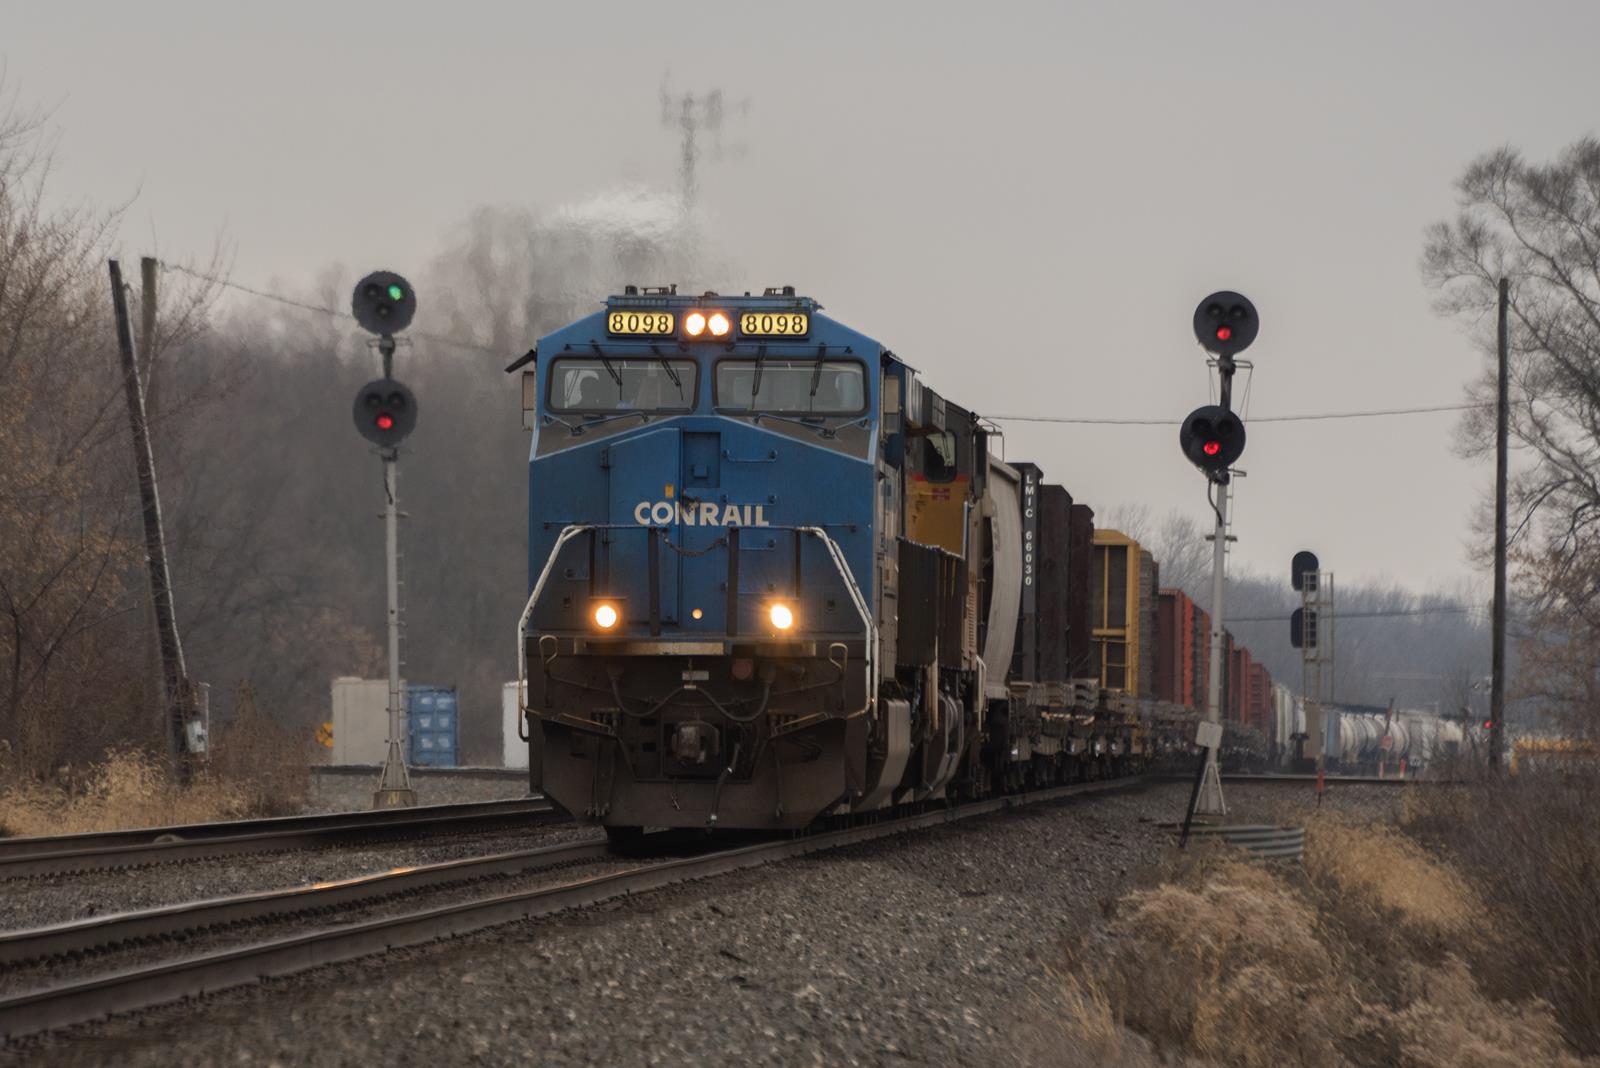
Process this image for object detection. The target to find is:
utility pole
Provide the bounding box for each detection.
[1490,276,1510,771]
[139,257,160,415]
[137,257,165,737]
[110,259,197,776]
[1178,291,1258,828]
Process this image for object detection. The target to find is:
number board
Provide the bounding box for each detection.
[739,311,809,338]
[607,310,675,336]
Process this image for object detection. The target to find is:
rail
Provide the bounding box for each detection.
[0,797,557,879]
[1214,772,1448,786]
[0,837,611,968]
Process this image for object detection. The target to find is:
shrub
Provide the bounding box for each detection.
[1403,769,1600,1055]
[1049,816,1597,1066]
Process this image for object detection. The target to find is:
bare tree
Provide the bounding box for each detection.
[0,94,139,764]
[1423,138,1600,734]
[1103,505,1211,596]
[0,86,228,770]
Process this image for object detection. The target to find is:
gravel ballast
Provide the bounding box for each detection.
[305,769,531,813]
[3,780,1405,1067]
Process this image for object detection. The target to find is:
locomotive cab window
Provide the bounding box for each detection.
[547,357,698,413]
[920,430,959,482]
[714,359,867,416]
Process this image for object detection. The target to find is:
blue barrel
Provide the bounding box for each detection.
[407,685,459,767]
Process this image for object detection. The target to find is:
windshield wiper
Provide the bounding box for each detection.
[591,343,622,387]
[651,344,683,399]
[752,344,766,397]
[807,342,828,401]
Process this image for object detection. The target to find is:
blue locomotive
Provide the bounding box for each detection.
[515,287,1189,838]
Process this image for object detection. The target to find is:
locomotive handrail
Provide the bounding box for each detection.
[516,523,877,726]
[795,524,877,719]
[516,524,594,732]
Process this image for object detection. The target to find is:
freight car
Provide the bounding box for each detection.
[1328,706,1464,772]
[513,288,1275,835]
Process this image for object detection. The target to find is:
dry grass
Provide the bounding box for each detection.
[1076,855,1357,1068]
[0,699,311,837]
[1403,770,1600,1055]
[1046,819,1598,1068]
[1390,957,1591,1068]
[1,748,242,836]
[1304,820,1480,937]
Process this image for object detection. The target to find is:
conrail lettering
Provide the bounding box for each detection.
[632,501,771,527]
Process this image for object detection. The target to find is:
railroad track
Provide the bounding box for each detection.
[1218,772,1446,786]
[0,776,1142,1041]
[0,797,559,879]
[312,764,529,782]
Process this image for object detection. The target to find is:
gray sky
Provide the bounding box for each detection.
[8,0,1599,592]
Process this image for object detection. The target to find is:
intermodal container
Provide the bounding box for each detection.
[407,685,459,767]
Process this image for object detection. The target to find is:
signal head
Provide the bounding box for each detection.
[353,377,418,446]
[352,270,417,335]
[1193,291,1258,357]
[1179,404,1246,473]
[1291,550,1320,591]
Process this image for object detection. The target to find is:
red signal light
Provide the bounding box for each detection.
[1482,718,1493,731]
[1203,440,1221,456]
[1216,326,1232,341]
[376,413,395,430]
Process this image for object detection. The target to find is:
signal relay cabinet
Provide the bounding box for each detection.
[502,682,530,770]
[328,678,458,767]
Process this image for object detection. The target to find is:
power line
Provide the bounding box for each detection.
[1227,606,1482,623]
[988,403,1486,426]
[159,262,501,356]
[145,269,1500,423]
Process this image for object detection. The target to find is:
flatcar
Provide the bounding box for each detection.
[512,287,1271,836]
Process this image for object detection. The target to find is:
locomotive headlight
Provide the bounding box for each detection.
[708,311,731,337]
[592,602,620,630]
[769,603,794,631]
[684,311,707,336]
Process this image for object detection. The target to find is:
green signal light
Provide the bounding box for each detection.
[386,284,405,302]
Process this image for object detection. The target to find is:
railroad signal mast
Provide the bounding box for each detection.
[1290,551,1335,771]
[352,271,420,809]
[1181,292,1258,821]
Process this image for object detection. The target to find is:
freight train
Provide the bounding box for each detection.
[513,288,1282,837]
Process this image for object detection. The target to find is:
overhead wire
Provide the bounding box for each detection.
[163,262,1493,423]
[1227,606,1483,623]
[987,403,1487,426]
[159,261,501,356]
